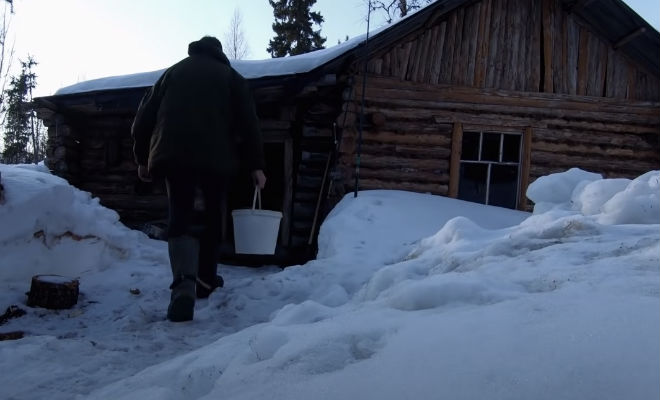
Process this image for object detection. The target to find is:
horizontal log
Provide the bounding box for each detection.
[361,96,659,127]
[358,75,660,116]
[360,143,452,159]
[358,178,448,195]
[533,140,659,160]
[532,128,658,149]
[360,154,449,171]
[531,150,659,173]
[361,130,452,146]
[360,168,449,184]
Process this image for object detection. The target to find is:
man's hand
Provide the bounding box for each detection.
[252,169,266,189]
[137,165,153,182]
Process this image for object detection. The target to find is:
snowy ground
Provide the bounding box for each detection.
[0,164,658,400]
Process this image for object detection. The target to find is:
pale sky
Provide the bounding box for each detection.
[6,0,659,98]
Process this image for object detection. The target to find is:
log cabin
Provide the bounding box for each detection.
[35,0,660,264]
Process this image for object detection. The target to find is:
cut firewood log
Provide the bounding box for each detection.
[27,275,79,309]
[0,331,24,341]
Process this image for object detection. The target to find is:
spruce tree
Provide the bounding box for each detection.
[267,0,326,58]
[2,56,37,164]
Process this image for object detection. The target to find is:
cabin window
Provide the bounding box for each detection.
[458,131,522,209]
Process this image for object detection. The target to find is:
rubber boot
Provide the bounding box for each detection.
[167,235,199,322]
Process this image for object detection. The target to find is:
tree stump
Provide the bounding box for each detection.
[27,275,79,309]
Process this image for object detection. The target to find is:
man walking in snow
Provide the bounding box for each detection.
[132,36,266,322]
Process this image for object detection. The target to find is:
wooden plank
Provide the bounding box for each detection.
[627,61,636,100]
[597,41,609,97]
[507,0,520,91]
[414,30,429,82]
[440,10,457,84]
[516,0,529,91]
[542,0,554,92]
[560,7,569,94]
[449,122,463,198]
[552,0,564,94]
[494,0,510,89]
[400,41,414,81]
[486,0,502,88]
[474,0,492,88]
[430,22,447,84]
[528,0,542,91]
[566,15,579,95]
[383,51,391,77]
[577,26,589,95]
[518,127,533,210]
[462,124,527,133]
[281,138,293,246]
[465,2,480,87]
[413,30,426,82]
[407,37,420,81]
[451,6,466,84]
[586,32,600,96]
[420,25,436,82]
[428,24,443,85]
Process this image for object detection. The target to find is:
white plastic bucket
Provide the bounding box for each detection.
[232,188,282,255]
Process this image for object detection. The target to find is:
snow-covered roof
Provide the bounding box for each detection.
[53,0,659,97]
[54,32,372,96]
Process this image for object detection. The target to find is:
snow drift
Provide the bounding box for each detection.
[0,164,658,400]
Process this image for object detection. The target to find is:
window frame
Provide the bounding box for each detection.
[449,123,532,210]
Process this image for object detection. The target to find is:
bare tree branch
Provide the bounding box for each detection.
[367,0,435,24]
[224,8,250,60]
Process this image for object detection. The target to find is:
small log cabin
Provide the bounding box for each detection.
[35,0,660,264]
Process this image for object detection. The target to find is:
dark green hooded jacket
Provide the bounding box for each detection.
[132,36,264,177]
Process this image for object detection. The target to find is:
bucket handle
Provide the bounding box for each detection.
[251,186,262,210]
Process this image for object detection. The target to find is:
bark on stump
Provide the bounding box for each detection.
[27,275,79,309]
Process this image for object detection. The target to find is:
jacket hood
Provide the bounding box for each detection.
[188,36,230,66]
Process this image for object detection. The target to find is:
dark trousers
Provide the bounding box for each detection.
[165,171,227,283]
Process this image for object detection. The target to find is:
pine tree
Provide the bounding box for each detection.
[267,0,326,58]
[2,56,38,164]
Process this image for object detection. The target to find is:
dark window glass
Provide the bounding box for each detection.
[481,132,500,162]
[458,163,488,204]
[489,165,519,208]
[461,131,480,161]
[502,134,521,163]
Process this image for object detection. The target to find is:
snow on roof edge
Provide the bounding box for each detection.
[52,0,447,97]
[53,32,374,96]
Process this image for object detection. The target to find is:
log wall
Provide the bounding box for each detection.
[366,0,660,101]
[338,75,660,203]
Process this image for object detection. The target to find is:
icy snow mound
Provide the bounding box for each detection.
[81,171,659,400]
[0,164,157,282]
[527,168,659,225]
